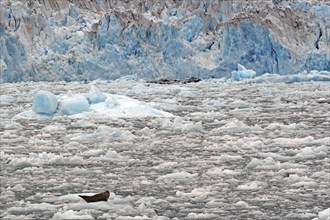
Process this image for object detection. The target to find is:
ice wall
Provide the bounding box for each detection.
[0,0,329,82]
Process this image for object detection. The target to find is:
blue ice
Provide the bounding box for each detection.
[33,91,58,115]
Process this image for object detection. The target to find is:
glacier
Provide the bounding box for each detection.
[0,0,329,83]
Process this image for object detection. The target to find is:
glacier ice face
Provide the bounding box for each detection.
[33,91,58,115]
[275,1,330,19]
[220,22,293,76]
[0,0,329,82]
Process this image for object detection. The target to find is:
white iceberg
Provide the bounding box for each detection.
[231,64,257,81]
[87,85,107,104]
[60,94,90,115]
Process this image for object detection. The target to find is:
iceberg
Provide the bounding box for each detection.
[22,87,174,119]
[60,95,90,115]
[33,91,58,115]
[87,85,107,104]
[231,64,257,81]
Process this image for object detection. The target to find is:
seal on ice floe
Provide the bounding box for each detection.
[78,190,110,203]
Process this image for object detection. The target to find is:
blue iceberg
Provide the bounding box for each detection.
[33,91,58,115]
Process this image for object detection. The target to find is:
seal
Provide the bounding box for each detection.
[78,190,110,203]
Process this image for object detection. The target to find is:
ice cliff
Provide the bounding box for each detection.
[0,0,329,83]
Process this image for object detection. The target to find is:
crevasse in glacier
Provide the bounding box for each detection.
[0,0,329,82]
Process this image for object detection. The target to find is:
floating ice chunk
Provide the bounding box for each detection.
[189,111,226,118]
[286,213,318,219]
[252,71,330,84]
[258,152,291,161]
[87,85,107,104]
[82,149,105,157]
[179,90,201,97]
[60,94,90,115]
[29,152,64,165]
[234,201,250,207]
[136,127,150,136]
[206,167,239,176]
[7,152,87,169]
[33,91,58,115]
[229,99,250,108]
[283,174,316,187]
[97,125,123,137]
[274,136,324,148]
[168,85,181,95]
[67,200,114,211]
[215,118,262,132]
[0,95,16,106]
[136,203,157,217]
[48,155,64,164]
[170,117,203,133]
[237,181,267,190]
[68,156,85,164]
[51,210,94,220]
[70,125,135,143]
[187,213,219,219]
[318,208,330,220]
[295,146,327,160]
[156,171,198,182]
[246,157,305,170]
[11,160,33,170]
[45,194,82,204]
[65,167,91,175]
[97,150,125,161]
[5,122,24,130]
[265,122,308,131]
[231,64,256,81]
[105,96,119,108]
[12,184,25,192]
[153,161,178,170]
[223,118,249,129]
[176,188,213,203]
[82,94,174,118]
[2,215,30,220]
[206,200,227,208]
[41,124,67,133]
[182,121,204,133]
[115,216,150,220]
